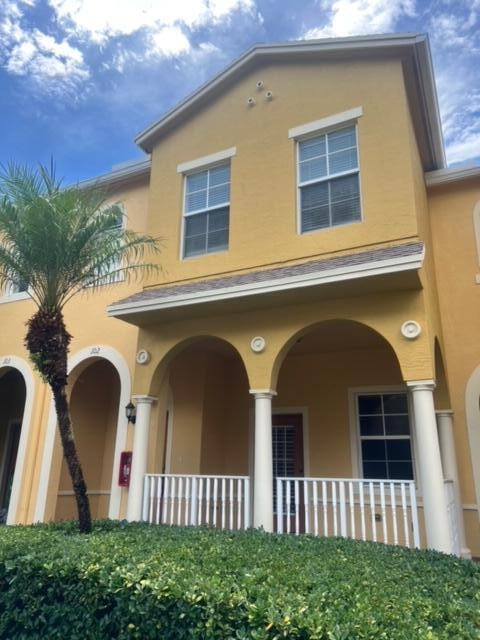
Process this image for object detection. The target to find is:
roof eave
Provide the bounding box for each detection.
[77,158,151,191]
[107,245,425,319]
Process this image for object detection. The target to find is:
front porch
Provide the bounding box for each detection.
[125,321,466,556]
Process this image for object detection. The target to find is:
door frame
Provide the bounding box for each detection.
[248,406,310,478]
[0,418,22,511]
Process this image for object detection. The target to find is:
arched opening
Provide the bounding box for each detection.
[0,368,26,523]
[274,319,408,480]
[151,337,250,477]
[144,337,250,529]
[54,359,120,520]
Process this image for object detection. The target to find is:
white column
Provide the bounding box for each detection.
[126,395,156,522]
[436,411,471,558]
[407,381,452,553]
[250,389,276,532]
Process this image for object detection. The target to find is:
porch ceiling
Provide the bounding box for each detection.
[108,241,424,326]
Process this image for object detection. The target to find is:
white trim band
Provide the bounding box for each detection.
[177,147,236,173]
[288,107,363,139]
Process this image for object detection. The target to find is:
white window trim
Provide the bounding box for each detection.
[294,122,364,235]
[0,290,30,304]
[177,147,236,174]
[180,161,231,261]
[288,106,363,140]
[348,386,420,489]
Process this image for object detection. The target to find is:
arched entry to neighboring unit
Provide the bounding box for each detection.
[0,368,26,523]
[54,358,120,521]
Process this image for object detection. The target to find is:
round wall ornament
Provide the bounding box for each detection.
[401,321,421,340]
[136,349,151,365]
[250,336,266,353]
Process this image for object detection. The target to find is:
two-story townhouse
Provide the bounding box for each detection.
[1,33,479,558]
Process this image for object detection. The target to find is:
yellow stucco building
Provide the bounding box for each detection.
[1,33,479,557]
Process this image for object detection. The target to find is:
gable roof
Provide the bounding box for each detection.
[135,33,445,170]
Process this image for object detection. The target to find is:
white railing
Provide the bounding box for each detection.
[142,474,250,530]
[275,477,420,549]
[444,479,461,557]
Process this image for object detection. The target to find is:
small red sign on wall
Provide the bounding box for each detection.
[118,451,132,487]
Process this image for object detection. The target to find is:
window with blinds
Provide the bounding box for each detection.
[298,125,361,233]
[183,163,230,258]
[357,392,414,480]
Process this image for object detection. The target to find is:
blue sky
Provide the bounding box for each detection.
[0,0,479,183]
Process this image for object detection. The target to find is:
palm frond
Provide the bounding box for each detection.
[0,161,161,312]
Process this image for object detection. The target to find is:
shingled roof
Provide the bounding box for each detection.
[108,242,424,318]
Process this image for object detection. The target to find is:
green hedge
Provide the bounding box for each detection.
[0,521,478,639]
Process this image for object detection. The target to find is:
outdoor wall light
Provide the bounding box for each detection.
[125,401,136,424]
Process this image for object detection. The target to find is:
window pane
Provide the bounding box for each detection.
[388,461,413,480]
[300,156,327,182]
[386,439,412,461]
[209,164,230,186]
[383,394,408,414]
[363,461,387,479]
[385,415,410,436]
[358,395,382,414]
[330,174,359,203]
[184,235,206,258]
[208,207,229,231]
[362,440,386,461]
[185,213,207,237]
[359,415,383,436]
[186,170,208,193]
[299,135,326,161]
[207,229,228,252]
[301,182,330,232]
[328,126,356,153]
[328,148,358,174]
[186,189,207,213]
[331,196,361,226]
[208,183,230,208]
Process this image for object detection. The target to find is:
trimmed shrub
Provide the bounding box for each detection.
[0,521,478,639]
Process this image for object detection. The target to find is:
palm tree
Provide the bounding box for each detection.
[0,162,159,533]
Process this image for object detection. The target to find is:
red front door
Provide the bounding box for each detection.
[272,414,304,532]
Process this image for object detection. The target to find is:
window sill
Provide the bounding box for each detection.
[181,248,229,261]
[0,291,30,305]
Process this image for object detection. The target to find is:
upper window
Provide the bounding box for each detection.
[357,392,414,481]
[183,163,230,258]
[298,125,361,233]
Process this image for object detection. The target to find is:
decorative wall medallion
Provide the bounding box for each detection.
[401,321,421,340]
[250,336,266,353]
[136,349,151,365]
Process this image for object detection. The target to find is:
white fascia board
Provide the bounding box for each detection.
[108,248,424,317]
[177,147,237,173]
[425,165,480,187]
[288,107,363,139]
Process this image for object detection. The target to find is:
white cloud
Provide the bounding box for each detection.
[304,0,415,38]
[150,26,192,58]
[48,0,255,43]
[0,0,89,96]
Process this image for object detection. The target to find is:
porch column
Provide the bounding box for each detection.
[250,389,276,532]
[436,411,471,558]
[127,395,156,522]
[407,381,452,553]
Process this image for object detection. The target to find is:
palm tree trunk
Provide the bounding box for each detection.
[25,308,92,533]
[51,383,92,533]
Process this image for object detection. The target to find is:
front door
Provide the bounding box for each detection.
[272,413,304,532]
